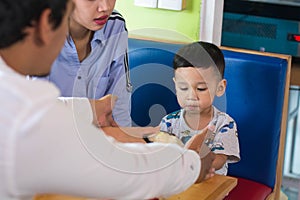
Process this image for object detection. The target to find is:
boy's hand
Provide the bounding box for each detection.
[89,94,118,127]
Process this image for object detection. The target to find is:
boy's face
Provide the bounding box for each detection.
[174,66,225,115]
[71,0,116,31]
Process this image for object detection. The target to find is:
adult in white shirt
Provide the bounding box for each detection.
[0,0,214,200]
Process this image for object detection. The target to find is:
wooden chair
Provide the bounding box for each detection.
[128,38,291,200]
[220,47,291,200]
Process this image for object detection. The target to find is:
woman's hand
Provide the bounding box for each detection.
[89,94,118,127]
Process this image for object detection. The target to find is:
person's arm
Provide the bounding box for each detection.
[185,129,216,182]
[88,94,118,127]
[105,54,131,127]
[103,19,131,127]
[13,98,204,199]
[212,154,228,170]
[101,126,159,143]
[59,95,118,127]
[60,96,158,143]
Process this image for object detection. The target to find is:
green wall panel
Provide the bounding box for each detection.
[115,0,201,42]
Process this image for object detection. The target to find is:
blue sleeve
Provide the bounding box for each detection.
[107,53,132,127]
[104,19,131,127]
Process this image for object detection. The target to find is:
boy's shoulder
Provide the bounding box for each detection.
[213,106,235,121]
[212,107,238,134]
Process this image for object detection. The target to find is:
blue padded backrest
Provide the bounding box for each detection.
[128,39,182,126]
[222,50,287,188]
[128,38,288,188]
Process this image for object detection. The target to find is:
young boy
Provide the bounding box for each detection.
[160,41,240,175]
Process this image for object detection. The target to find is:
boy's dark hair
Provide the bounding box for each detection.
[0,0,69,48]
[173,41,225,78]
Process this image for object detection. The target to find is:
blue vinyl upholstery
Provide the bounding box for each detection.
[222,50,287,188]
[128,38,289,196]
[128,39,182,126]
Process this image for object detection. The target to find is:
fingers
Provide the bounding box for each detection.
[154,126,160,133]
[204,167,215,180]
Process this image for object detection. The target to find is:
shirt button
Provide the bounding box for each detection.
[77,76,81,79]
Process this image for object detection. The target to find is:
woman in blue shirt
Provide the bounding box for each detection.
[44,0,132,126]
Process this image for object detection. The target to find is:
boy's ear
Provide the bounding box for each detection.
[216,79,227,97]
[34,8,53,46]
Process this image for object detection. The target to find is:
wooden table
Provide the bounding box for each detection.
[164,175,237,200]
[34,175,237,200]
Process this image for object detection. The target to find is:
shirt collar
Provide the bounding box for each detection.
[92,26,105,44]
[64,24,106,48]
[0,56,21,77]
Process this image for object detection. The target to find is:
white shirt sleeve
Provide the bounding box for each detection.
[57,97,94,123]
[11,97,200,199]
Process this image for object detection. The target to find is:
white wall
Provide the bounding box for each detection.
[199,0,224,46]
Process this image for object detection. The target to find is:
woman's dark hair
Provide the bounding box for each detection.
[173,41,225,78]
[0,0,69,48]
